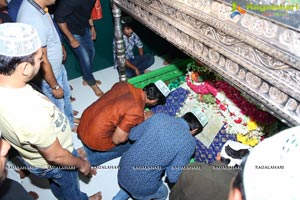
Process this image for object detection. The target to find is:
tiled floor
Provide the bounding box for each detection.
[6,56,169,200]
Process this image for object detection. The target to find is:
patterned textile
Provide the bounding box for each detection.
[194,125,236,164]
[151,87,190,116]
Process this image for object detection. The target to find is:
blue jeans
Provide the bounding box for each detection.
[83,141,131,166]
[67,28,96,86]
[41,66,74,128]
[113,183,168,200]
[122,54,154,78]
[19,151,88,200]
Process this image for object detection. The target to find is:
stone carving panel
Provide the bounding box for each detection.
[225,59,239,75]
[240,14,278,38]
[269,87,289,105]
[113,0,300,125]
[285,98,298,111]
[279,30,300,57]
[259,82,270,94]
[208,49,220,64]
[238,69,246,80]
[246,72,262,89]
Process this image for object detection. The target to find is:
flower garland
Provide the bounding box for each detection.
[213,80,276,125]
[182,63,279,146]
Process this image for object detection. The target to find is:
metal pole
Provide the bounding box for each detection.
[111,0,127,82]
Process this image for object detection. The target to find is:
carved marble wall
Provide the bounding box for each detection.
[112,0,300,126]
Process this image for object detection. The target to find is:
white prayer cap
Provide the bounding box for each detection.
[154,80,170,97]
[243,126,300,200]
[191,108,208,127]
[0,23,41,57]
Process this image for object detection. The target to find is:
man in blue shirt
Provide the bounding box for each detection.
[17,0,76,131]
[113,110,208,200]
[113,23,154,78]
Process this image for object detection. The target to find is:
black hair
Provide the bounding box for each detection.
[0,53,35,75]
[181,112,204,135]
[122,23,132,31]
[143,83,167,105]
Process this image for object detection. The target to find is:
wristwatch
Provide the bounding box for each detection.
[52,85,60,90]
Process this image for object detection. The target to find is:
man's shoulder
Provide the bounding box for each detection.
[18,0,35,13]
[109,82,129,93]
[17,1,43,21]
[113,81,130,87]
[145,113,172,125]
[113,82,141,94]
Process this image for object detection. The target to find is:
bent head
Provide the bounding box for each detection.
[181,109,208,135]
[143,80,170,108]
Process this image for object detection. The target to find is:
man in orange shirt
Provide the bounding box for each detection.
[77,80,170,166]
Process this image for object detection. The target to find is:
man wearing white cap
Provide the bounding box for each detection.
[0,23,101,200]
[77,80,170,166]
[228,126,300,200]
[113,109,208,200]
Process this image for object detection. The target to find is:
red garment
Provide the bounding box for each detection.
[78,82,146,151]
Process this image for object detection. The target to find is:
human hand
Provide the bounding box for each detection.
[79,159,92,176]
[89,166,97,176]
[91,27,96,40]
[52,86,64,99]
[135,68,141,76]
[70,38,80,48]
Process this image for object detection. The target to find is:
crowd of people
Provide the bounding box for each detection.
[0,0,300,200]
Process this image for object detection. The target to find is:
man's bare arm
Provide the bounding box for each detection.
[38,139,92,176]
